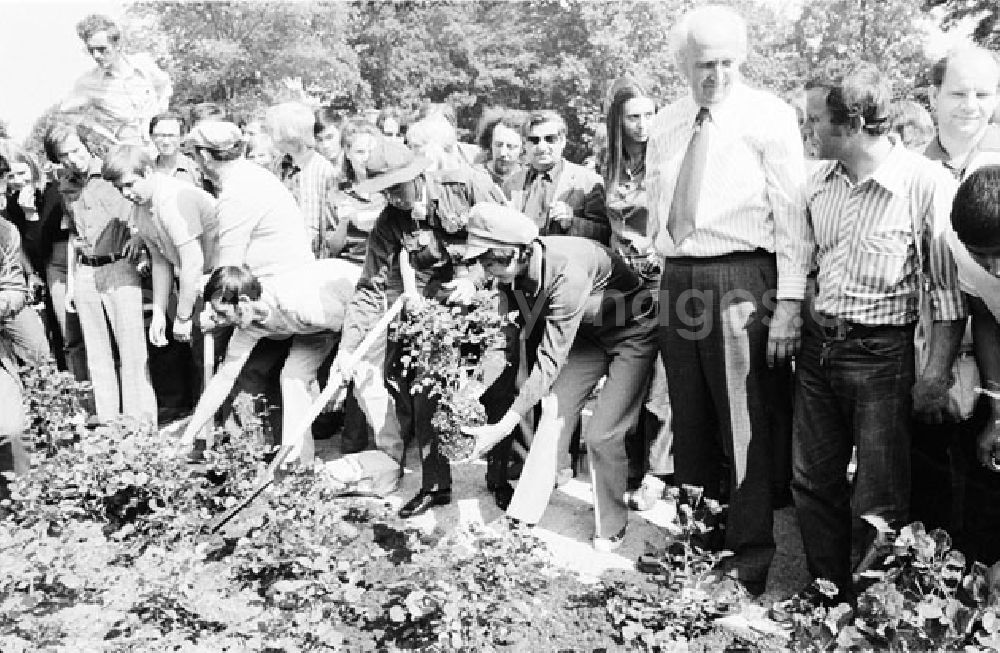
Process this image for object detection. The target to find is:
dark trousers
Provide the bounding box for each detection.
[389,343,450,492]
[214,328,291,441]
[791,318,915,592]
[659,251,788,585]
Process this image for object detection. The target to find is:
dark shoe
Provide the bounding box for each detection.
[398,488,452,518]
[492,483,514,510]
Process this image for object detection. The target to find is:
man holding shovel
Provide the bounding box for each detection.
[177,260,360,464]
[462,203,658,551]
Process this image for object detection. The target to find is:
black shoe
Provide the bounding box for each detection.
[398,488,452,518]
[492,483,514,510]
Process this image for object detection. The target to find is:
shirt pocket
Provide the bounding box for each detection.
[849,230,911,296]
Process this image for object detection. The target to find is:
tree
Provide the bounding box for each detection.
[925,0,999,50]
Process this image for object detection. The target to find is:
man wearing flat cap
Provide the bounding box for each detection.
[185,120,315,446]
[332,136,507,518]
[463,204,658,551]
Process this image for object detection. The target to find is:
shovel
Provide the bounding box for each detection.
[204,296,406,534]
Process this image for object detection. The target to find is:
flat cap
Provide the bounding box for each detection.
[463,203,539,259]
[183,120,243,151]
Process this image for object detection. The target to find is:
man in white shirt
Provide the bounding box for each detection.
[644,4,811,595]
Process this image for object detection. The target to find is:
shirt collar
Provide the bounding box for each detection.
[684,82,745,130]
[824,143,908,196]
[528,158,563,184]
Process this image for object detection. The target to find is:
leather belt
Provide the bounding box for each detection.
[78,253,126,267]
[814,314,914,341]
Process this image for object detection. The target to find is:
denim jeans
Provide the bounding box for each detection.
[791,319,915,592]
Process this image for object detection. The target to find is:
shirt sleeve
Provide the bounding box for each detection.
[567,173,610,245]
[216,195,261,269]
[508,264,590,417]
[762,102,812,300]
[0,226,29,320]
[923,171,966,321]
[161,189,205,249]
[339,208,403,356]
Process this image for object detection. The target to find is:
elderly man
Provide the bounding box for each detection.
[793,64,964,600]
[644,5,810,594]
[185,120,314,442]
[504,110,609,244]
[911,46,1000,532]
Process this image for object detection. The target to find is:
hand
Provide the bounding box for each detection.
[198,306,217,333]
[27,273,45,301]
[123,234,145,262]
[148,307,168,347]
[173,316,193,343]
[977,420,1000,472]
[443,278,476,305]
[548,200,573,229]
[64,287,76,314]
[17,185,36,212]
[462,410,521,461]
[767,299,802,368]
[912,374,952,425]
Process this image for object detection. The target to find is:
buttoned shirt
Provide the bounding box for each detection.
[63,53,172,144]
[135,174,219,273]
[646,82,811,300]
[283,149,337,241]
[808,145,964,326]
[59,161,133,258]
[215,159,314,280]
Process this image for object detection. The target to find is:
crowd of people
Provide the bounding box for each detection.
[4,5,1000,606]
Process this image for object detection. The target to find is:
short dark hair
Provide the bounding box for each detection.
[476,108,525,152]
[43,123,86,164]
[102,144,154,184]
[188,102,227,126]
[523,110,566,138]
[203,265,262,305]
[952,165,1000,250]
[149,112,186,136]
[314,106,344,137]
[826,63,892,136]
[76,14,121,43]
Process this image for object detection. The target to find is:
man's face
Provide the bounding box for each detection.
[56,134,93,176]
[84,30,119,71]
[682,33,742,106]
[805,88,847,161]
[113,170,155,206]
[525,120,565,171]
[491,124,522,172]
[622,97,656,144]
[346,133,378,179]
[210,297,254,329]
[6,161,33,192]
[151,119,182,158]
[934,58,1000,142]
[316,125,342,162]
[479,248,521,285]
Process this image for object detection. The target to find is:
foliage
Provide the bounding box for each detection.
[783,517,1000,652]
[927,0,1000,50]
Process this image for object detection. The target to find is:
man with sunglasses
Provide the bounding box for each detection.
[504,111,609,245]
[61,14,172,147]
[461,203,657,551]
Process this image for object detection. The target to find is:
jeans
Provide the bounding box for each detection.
[791,318,915,592]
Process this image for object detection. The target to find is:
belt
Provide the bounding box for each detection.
[814,314,914,341]
[78,252,126,267]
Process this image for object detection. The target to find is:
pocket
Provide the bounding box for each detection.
[847,236,910,297]
[856,333,908,359]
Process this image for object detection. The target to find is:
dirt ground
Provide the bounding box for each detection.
[314,436,810,606]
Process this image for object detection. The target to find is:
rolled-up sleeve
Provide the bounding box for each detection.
[763,103,812,301]
[924,172,966,321]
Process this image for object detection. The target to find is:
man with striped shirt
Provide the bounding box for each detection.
[645,5,810,595]
[793,64,965,600]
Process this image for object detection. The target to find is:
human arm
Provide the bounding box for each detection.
[65,238,77,314]
[148,245,174,347]
[178,329,258,446]
[0,226,29,320]
[971,296,1000,470]
[563,173,611,245]
[173,240,204,342]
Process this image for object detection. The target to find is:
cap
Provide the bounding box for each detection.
[463,203,539,259]
[352,137,432,195]
[183,120,243,151]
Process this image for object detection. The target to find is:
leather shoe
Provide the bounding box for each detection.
[398,488,452,518]
[492,483,514,510]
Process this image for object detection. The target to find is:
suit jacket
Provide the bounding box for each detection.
[504,159,610,245]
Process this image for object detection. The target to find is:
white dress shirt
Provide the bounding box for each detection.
[646,82,811,300]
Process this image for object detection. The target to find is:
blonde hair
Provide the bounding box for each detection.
[264,101,316,150]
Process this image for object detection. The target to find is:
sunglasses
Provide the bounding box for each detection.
[526,134,560,145]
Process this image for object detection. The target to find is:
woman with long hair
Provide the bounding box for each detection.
[603,76,674,510]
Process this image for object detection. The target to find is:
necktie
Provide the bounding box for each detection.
[667,106,711,245]
[522,169,552,229]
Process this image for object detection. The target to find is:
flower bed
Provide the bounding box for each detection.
[0,364,773,652]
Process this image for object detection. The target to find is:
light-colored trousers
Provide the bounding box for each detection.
[74,260,156,422]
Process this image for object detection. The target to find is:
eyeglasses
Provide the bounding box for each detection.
[526,134,560,145]
[86,45,111,55]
